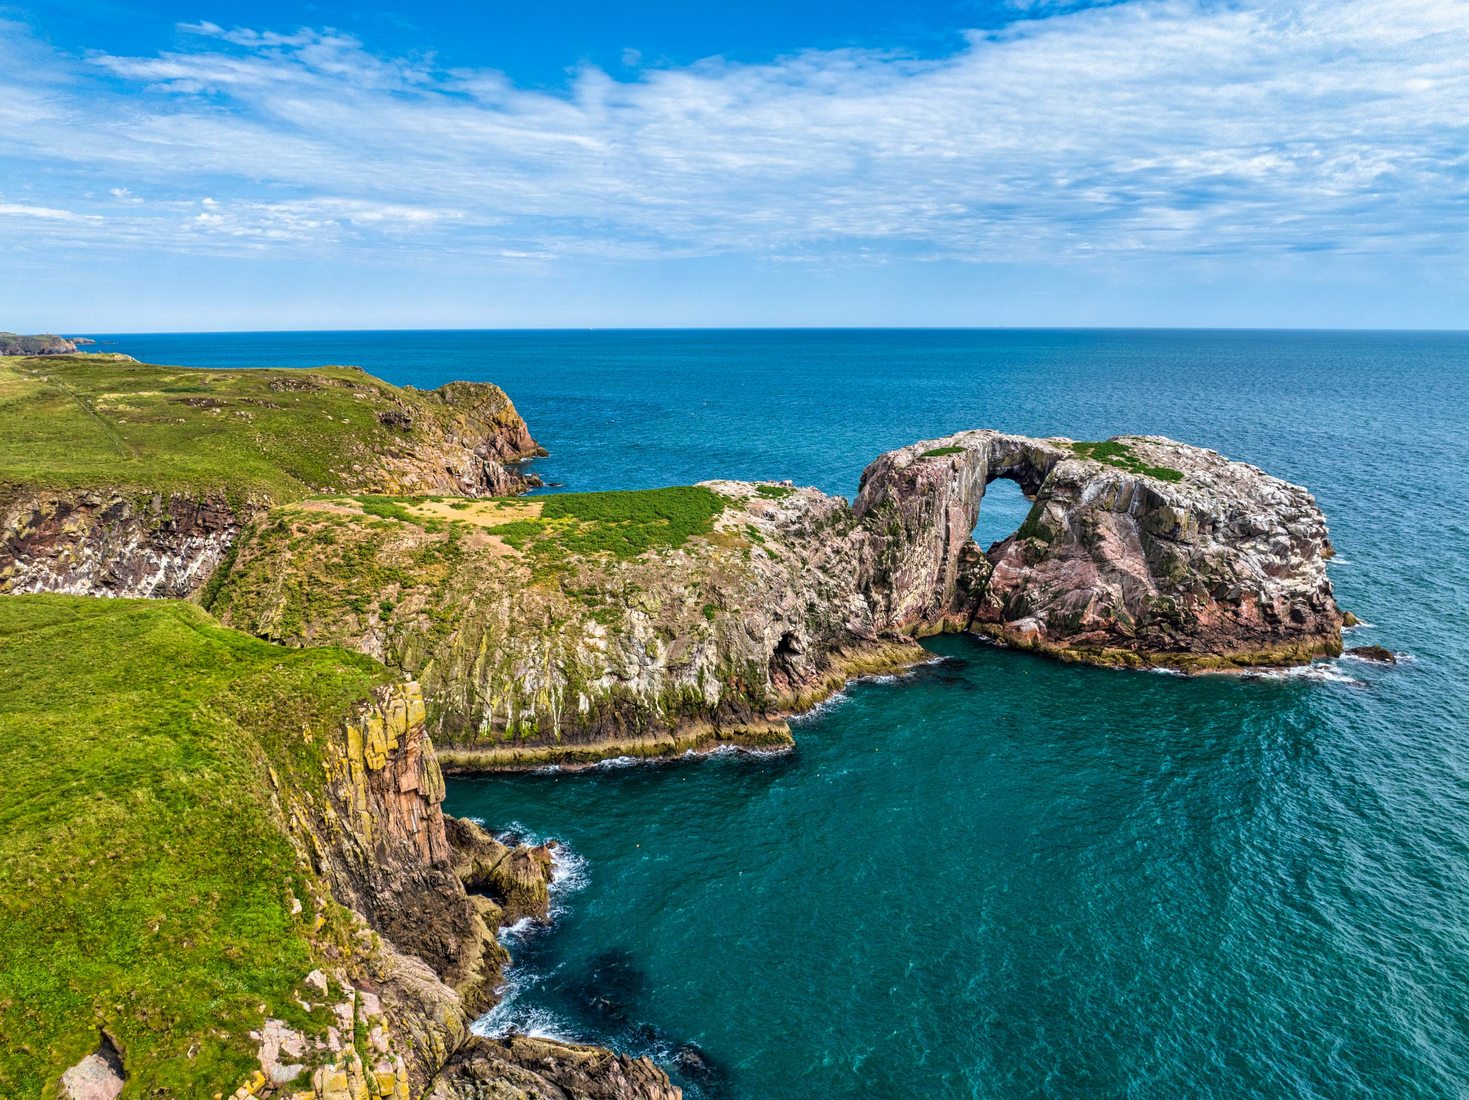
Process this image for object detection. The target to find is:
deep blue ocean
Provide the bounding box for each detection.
[101,330,1469,1098]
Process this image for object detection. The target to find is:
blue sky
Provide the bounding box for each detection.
[1,0,1466,331]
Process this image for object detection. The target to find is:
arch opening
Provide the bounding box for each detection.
[972,475,1033,553]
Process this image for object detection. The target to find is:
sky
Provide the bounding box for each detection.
[1,0,1467,331]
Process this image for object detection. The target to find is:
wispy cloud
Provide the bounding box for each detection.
[0,202,101,222]
[0,0,1466,268]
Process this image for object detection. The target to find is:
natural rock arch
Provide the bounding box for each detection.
[854,431,1342,669]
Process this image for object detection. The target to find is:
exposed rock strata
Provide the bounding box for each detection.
[211,432,1343,766]
[1,491,241,598]
[213,484,928,768]
[855,431,1343,668]
[0,377,541,598]
[241,681,678,1100]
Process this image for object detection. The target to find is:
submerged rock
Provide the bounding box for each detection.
[1347,645,1397,664]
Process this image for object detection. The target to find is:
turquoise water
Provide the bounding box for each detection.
[104,330,1469,1097]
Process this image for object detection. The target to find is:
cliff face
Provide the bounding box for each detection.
[855,431,1342,667]
[1,595,675,1100]
[0,357,542,598]
[208,431,1344,765]
[237,681,680,1100]
[0,332,77,355]
[212,484,924,768]
[1,491,242,598]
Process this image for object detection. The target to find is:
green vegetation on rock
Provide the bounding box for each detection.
[0,354,529,507]
[755,484,796,499]
[1066,440,1185,483]
[488,487,728,560]
[0,595,388,1097]
[919,446,965,458]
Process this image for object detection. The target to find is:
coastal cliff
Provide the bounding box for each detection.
[205,431,1342,764]
[210,483,924,768]
[0,355,541,597]
[0,596,677,1100]
[855,431,1343,668]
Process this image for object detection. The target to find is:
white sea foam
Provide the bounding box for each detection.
[471,965,581,1042]
[592,754,642,770]
[791,688,850,722]
[549,842,589,899]
[1251,661,1365,686]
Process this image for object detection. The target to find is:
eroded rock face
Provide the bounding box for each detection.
[0,378,541,598]
[431,1035,682,1100]
[855,431,1342,668]
[214,483,926,768]
[1,492,243,598]
[265,681,679,1100]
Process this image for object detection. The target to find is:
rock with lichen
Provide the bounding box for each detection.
[854,430,1343,669]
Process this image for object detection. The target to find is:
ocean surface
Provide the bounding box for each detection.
[103,329,1469,1098]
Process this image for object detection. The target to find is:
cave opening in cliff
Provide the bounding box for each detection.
[972,476,1033,552]
[770,630,804,693]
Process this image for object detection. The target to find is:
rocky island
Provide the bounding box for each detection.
[0,351,1344,1098]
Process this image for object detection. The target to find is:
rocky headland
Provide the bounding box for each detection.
[855,430,1343,669]
[0,355,542,598]
[0,331,85,356]
[203,431,1343,767]
[1,596,679,1100]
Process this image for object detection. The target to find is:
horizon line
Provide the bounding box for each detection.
[59,324,1469,337]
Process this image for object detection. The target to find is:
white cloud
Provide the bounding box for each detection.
[0,202,100,222]
[0,0,1465,267]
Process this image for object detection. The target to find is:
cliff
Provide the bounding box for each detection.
[210,483,924,768]
[0,332,78,355]
[0,355,541,597]
[0,595,677,1099]
[854,431,1343,668]
[205,432,1342,763]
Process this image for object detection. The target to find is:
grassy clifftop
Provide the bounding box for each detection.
[0,354,537,508]
[0,595,389,1096]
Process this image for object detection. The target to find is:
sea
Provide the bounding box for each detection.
[99,329,1469,1099]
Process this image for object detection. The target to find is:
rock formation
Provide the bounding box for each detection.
[211,484,926,768]
[231,681,679,1099]
[855,431,1342,668]
[206,431,1343,766]
[0,331,78,355]
[0,359,543,598]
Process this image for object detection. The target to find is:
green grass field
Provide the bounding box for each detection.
[0,354,512,507]
[487,486,729,560]
[0,596,388,1096]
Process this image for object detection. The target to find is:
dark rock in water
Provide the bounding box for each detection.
[673,1042,734,1097]
[577,948,651,1025]
[1347,645,1397,664]
[1342,611,1361,628]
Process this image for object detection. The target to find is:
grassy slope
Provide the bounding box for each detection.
[0,595,389,1097]
[0,354,463,506]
